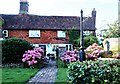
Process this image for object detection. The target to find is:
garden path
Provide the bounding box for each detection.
[26,60,57,84]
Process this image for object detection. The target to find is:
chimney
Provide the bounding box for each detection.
[92,8,96,30]
[19,0,29,14]
[92,8,96,18]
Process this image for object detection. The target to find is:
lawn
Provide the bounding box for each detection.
[55,68,69,83]
[1,68,39,83]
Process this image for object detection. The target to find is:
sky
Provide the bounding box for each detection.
[0,0,118,30]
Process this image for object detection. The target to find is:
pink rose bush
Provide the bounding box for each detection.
[116,53,120,59]
[61,51,78,63]
[85,43,104,60]
[22,47,45,68]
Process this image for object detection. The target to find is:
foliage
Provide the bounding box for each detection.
[66,30,80,47]
[85,43,104,60]
[22,47,45,68]
[0,21,3,27]
[66,30,98,47]
[56,58,68,68]
[0,18,4,27]
[2,68,39,83]
[104,21,120,38]
[84,35,99,48]
[67,59,120,84]
[2,38,34,63]
[69,30,80,46]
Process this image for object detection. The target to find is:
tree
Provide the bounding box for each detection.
[104,21,120,38]
[66,30,98,48]
[77,35,98,48]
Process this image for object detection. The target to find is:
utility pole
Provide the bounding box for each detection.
[79,10,86,62]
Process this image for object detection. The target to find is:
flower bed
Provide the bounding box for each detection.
[84,43,104,60]
[61,51,78,63]
[22,47,46,68]
[68,59,120,83]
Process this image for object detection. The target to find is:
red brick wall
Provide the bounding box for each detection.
[8,30,70,44]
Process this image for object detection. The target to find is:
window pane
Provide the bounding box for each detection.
[29,30,40,37]
[57,31,66,37]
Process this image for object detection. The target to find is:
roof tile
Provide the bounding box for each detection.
[2,14,96,30]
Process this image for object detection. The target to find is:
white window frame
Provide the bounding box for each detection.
[83,31,90,35]
[57,31,66,38]
[29,30,40,37]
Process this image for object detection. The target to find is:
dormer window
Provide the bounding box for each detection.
[29,30,40,37]
[57,31,66,38]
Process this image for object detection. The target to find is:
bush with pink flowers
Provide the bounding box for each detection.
[115,52,120,59]
[61,51,79,63]
[22,47,45,68]
[56,50,79,68]
[85,43,104,60]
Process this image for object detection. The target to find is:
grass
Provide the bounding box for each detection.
[55,68,69,83]
[1,68,39,83]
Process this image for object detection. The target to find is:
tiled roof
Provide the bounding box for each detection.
[2,14,96,30]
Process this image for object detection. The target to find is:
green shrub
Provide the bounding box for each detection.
[56,59,68,68]
[2,38,33,63]
[84,35,98,48]
[67,60,120,84]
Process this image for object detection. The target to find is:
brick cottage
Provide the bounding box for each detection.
[1,0,96,56]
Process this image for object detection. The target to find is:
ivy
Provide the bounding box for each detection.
[65,29,80,47]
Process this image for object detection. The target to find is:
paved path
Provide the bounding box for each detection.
[27,60,57,84]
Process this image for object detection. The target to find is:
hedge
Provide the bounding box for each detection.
[2,38,33,63]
